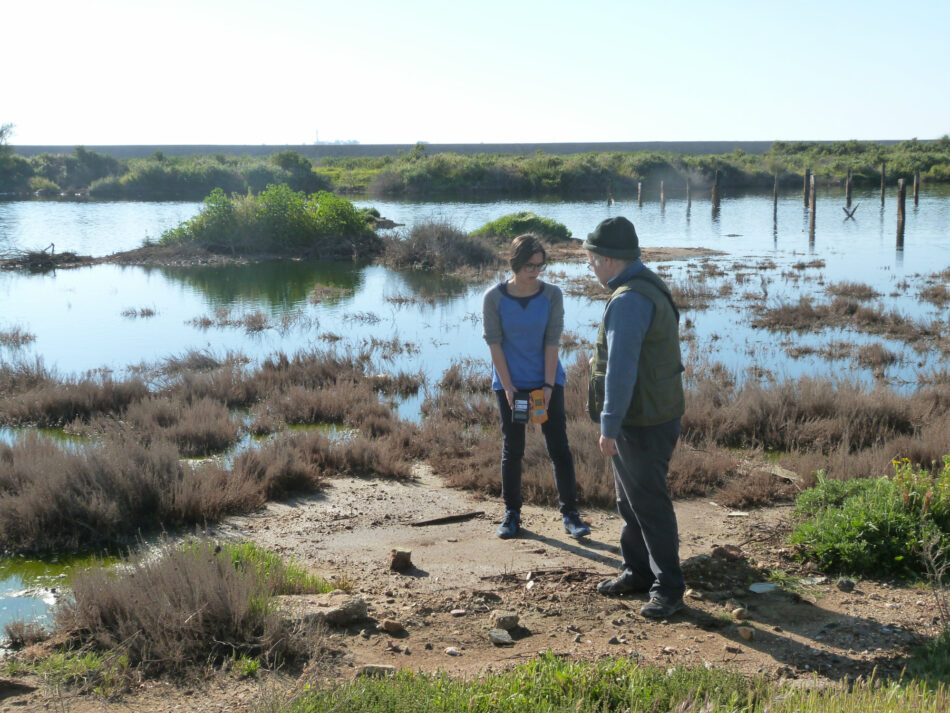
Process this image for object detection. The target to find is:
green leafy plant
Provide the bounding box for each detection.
[471,212,572,243]
[790,457,950,577]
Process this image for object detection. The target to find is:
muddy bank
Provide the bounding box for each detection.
[1,243,724,271]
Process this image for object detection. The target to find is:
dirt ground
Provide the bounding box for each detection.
[6,464,944,713]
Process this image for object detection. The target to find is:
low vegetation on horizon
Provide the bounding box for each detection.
[3,137,950,200]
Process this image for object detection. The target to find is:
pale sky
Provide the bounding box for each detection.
[4,0,949,146]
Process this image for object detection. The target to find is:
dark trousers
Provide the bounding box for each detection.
[612,417,685,600]
[495,385,578,514]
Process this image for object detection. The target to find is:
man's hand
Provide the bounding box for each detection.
[543,384,553,409]
[599,435,618,456]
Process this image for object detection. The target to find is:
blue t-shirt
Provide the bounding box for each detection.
[482,281,567,391]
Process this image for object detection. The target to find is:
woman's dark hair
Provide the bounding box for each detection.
[509,234,546,272]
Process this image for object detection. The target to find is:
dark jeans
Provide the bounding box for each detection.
[495,385,578,514]
[612,417,685,600]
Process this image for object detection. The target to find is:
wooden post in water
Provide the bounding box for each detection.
[880,162,886,205]
[803,168,811,207]
[711,169,721,204]
[808,174,816,238]
[660,180,666,210]
[914,170,920,206]
[772,174,778,221]
[897,178,906,223]
[686,178,691,215]
[845,168,852,208]
[637,181,643,207]
[897,178,906,247]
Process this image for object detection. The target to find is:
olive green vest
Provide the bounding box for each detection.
[588,267,685,427]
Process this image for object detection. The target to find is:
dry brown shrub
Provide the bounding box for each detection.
[0,327,36,348]
[667,443,739,498]
[57,542,317,675]
[826,281,880,300]
[0,376,148,427]
[856,343,898,369]
[0,358,52,397]
[116,396,240,457]
[920,284,950,306]
[3,619,49,649]
[715,469,799,509]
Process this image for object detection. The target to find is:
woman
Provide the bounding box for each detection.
[481,234,589,539]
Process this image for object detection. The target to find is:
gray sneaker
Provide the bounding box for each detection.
[640,594,684,619]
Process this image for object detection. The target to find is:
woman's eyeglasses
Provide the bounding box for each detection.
[523,261,546,272]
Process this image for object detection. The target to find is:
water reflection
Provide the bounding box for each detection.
[153,260,366,309]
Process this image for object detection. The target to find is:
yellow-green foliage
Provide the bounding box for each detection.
[159,185,381,258]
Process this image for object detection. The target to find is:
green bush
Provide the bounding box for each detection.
[471,212,572,243]
[159,185,381,259]
[28,176,60,196]
[790,456,950,577]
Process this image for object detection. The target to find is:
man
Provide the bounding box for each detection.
[583,216,686,619]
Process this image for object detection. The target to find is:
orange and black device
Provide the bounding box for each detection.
[530,388,548,424]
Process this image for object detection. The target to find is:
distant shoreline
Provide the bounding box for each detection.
[10,140,908,160]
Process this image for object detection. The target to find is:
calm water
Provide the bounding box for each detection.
[1,188,949,626]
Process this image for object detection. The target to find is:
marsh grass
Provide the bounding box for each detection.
[88,396,242,457]
[3,619,49,649]
[0,375,149,427]
[670,276,718,310]
[119,307,156,319]
[753,297,940,347]
[53,541,330,680]
[826,281,880,300]
[0,326,37,348]
[308,284,354,304]
[920,284,950,306]
[422,360,791,509]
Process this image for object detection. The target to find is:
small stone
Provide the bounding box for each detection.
[738,626,755,641]
[490,610,520,630]
[573,634,582,643]
[424,642,433,650]
[704,661,715,670]
[488,629,514,646]
[749,583,779,594]
[390,548,412,572]
[380,619,406,635]
[357,664,396,678]
[836,578,856,592]
[444,646,462,656]
[450,609,467,617]
[360,628,371,639]
[685,588,702,600]
[526,580,536,590]
[608,636,621,645]
[732,607,749,620]
[725,644,743,654]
